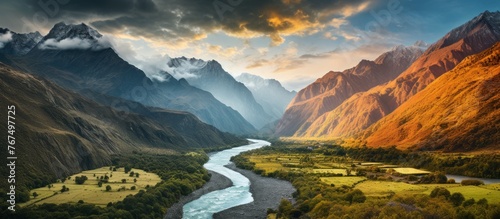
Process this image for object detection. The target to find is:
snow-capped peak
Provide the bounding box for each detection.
[0,28,42,55]
[374,44,424,65]
[46,22,102,41]
[38,22,109,51]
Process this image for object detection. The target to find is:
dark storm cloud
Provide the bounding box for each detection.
[0,0,373,45]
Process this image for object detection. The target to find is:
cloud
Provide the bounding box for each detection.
[246,41,306,73]
[207,44,240,58]
[246,59,271,69]
[0,31,13,49]
[38,36,112,50]
[1,0,373,48]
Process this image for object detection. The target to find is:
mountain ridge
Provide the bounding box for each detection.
[0,62,245,190]
[167,57,273,129]
[236,73,297,121]
[0,23,256,134]
[276,43,424,136]
[362,42,500,152]
[301,10,500,138]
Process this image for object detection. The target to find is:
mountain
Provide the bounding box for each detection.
[302,10,500,138]
[362,42,500,152]
[235,73,296,120]
[167,57,272,129]
[275,43,424,136]
[0,62,245,189]
[0,28,42,55]
[0,22,255,134]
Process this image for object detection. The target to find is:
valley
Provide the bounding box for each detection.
[0,3,498,219]
[231,141,500,218]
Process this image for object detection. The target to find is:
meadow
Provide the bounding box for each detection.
[21,166,161,207]
[232,143,500,218]
[237,145,500,204]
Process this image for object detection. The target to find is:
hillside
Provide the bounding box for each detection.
[302,11,500,138]
[167,57,272,129]
[0,22,256,135]
[362,43,500,151]
[0,63,244,192]
[276,44,424,136]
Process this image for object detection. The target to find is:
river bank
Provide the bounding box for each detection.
[214,163,296,219]
[164,171,233,219]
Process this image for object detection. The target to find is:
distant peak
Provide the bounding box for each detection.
[391,45,406,51]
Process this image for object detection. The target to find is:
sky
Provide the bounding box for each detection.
[0,0,499,91]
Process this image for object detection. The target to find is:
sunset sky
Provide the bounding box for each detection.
[0,0,498,90]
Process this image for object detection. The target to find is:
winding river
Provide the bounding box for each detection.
[182,139,270,219]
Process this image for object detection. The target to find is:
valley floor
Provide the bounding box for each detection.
[213,163,295,219]
[164,171,232,219]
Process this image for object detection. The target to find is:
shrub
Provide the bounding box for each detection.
[430,187,451,199]
[450,192,465,206]
[461,179,484,186]
[462,198,475,207]
[75,175,88,185]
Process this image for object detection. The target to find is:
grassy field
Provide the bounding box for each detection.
[320,177,366,187]
[243,150,500,205]
[392,168,431,175]
[313,169,350,175]
[355,181,500,203]
[21,166,161,207]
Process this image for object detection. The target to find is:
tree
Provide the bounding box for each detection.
[477,198,488,205]
[131,186,136,190]
[135,173,140,178]
[462,198,475,207]
[61,185,69,193]
[122,179,127,183]
[129,171,135,177]
[134,179,137,183]
[124,165,132,173]
[461,179,484,186]
[78,200,84,204]
[98,181,103,187]
[430,187,451,199]
[32,192,39,199]
[106,185,112,192]
[449,192,465,206]
[345,189,366,204]
[278,199,293,217]
[75,175,88,185]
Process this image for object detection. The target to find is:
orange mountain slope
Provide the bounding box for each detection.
[301,11,500,138]
[275,45,423,136]
[363,42,500,152]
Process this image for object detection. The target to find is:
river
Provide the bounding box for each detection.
[182,139,270,219]
[445,174,500,184]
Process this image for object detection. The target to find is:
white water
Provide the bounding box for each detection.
[182,139,270,219]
